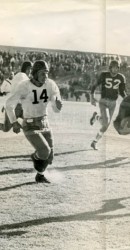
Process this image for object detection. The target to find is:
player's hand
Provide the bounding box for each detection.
[90,96,97,106]
[55,97,63,110]
[12,121,21,134]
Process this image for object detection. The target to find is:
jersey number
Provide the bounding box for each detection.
[32,89,48,104]
[105,78,121,89]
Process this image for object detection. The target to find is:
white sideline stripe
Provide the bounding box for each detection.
[108,248,130,250]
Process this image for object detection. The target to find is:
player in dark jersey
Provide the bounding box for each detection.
[113,95,130,135]
[90,60,127,150]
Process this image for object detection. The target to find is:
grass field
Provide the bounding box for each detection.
[0,100,130,250]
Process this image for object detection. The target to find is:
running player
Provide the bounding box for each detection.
[90,60,127,150]
[0,61,32,132]
[0,71,14,95]
[114,95,130,135]
[6,60,62,183]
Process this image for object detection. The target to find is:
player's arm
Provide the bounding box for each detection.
[119,75,127,98]
[0,81,9,95]
[90,73,102,106]
[5,92,22,133]
[5,81,27,124]
[50,81,63,112]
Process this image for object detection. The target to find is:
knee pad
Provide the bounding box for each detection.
[47,148,54,164]
[39,146,51,160]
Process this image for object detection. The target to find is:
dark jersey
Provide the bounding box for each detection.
[96,71,126,100]
[114,95,130,134]
[118,95,130,119]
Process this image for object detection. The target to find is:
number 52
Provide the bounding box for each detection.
[105,78,120,89]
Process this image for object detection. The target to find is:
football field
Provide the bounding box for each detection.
[0,100,130,250]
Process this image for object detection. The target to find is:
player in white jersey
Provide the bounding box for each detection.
[0,61,32,132]
[0,71,14,94]
[11,61,32,93]
[6,60,63,183]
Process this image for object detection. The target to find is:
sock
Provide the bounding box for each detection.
[95,131,103,142]
[37,171,44,175]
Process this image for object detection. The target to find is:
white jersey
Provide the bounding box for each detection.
[0,79,12,94]
[0,72,28,96]
[11,72,29,93]
[6,78,61,123]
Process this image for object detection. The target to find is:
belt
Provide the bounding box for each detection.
[24,116,47,123]
[101,97,117,101]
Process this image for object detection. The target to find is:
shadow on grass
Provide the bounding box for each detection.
[56,156,129,171]
[0,196,130,237]
[0,168,34,176]
[0,181,36,191]
[0,157,128,179]
[0,149,89,161]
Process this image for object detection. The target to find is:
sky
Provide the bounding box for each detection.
[0,0,130,56]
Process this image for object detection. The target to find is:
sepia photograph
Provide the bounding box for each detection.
[0,0,130,249]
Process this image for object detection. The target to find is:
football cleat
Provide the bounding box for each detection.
[90,112,97,125]
[91,140,98,150]
[35,173,50,183]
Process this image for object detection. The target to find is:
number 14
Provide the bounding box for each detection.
[32,89,48,104]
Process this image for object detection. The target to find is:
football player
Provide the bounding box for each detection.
[0,71,14,94]
[6,60,63,183]
[90,60,127,150]
[114,95,130,135]
[0,61,32,132]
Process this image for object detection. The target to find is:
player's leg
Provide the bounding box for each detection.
[23,116,54,183]
[108,100,116,123]
[91,99,108,150]
[114,98,130,134]
[35,130,54,182]
[33,130,54,183]
[42,130,54,165]
[0,111,12,132]
[24,131,51,183]
[15,103,23,119]
[96,100,116,139]
[90,111,98,125]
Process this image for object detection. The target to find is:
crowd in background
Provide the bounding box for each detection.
[0,48,130,100]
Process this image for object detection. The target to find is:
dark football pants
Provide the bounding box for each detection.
[99,98,116,132]
[114,96,130,134]
[115,96,130,121]
[23,118,54,163]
